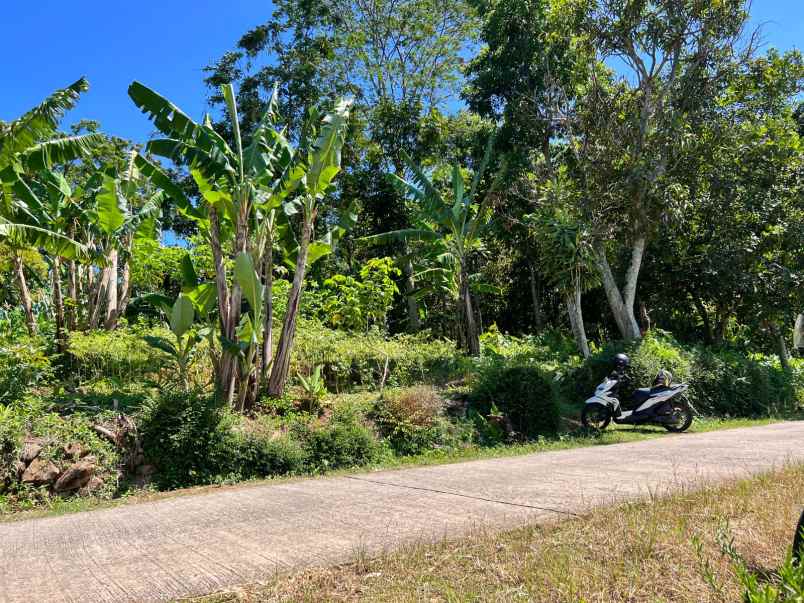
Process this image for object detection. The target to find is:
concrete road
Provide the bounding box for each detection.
[1,422,803,602]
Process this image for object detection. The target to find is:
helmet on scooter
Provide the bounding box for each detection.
[653,369,673,388]
[613,353,630,370]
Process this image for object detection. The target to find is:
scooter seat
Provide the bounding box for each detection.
[632,388,653,404]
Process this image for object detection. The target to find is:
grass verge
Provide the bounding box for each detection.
[196,463,804,602]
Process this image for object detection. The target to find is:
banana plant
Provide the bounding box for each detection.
[0,78,100,334]
[143,294,202,391]
[129,80,353,408]
[84,152,162,330]
[363,138,497,356]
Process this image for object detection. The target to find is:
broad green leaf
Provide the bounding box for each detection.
[169,294,195,339]
[143,335,178,357]
[95,175,126,234]
[180,253,199,288]
[234,252,264,323]
[137,293,174,315]
[184,282,218,316]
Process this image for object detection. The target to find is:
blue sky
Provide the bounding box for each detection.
[2,1,803,146]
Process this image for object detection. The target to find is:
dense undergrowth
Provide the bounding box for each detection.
[0,321,802,513]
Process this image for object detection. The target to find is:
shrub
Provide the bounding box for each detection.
[471,362,560,439]
[232,432,309,478]
[68,327,170,384]
[291,407,385,471]
[373,387,470,456]
[291,320,470,392]
[689,348,799,416]
[0,341,52,405]
[137,390,238,489]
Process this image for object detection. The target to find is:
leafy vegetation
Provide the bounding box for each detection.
[0,0,802,517]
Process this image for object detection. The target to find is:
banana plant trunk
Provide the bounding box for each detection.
[268,214,313,397]
[13,254,37,336]
[208,208,237,404]
[52,257,67,354]
[67,259,78,331]
[103,248,119,330]
[459,262,480,356]
[258,242,275,401]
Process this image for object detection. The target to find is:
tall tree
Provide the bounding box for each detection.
[571,0,756,339]
[204,0,479,332]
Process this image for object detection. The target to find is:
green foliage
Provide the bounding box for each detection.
[310,257,400,332]
[689,349,801,417]
[129,239,185,297]
[137,390,238,489]
[68,325,170,383]
[290,407,385,472]
[297,365,328,411]
[0,340,53,405]
[471,362,560,439]
[373,386,471,456]
[292,320,470,391]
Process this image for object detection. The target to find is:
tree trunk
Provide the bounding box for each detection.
[259,243,274,394]
[593,238,643,340]
[770,323,792,372]
[116,246,131,321]
[103,248,119,330]
[566,285,590,359]
[52,257,67,354]
[88,265,108,330]
[13,254,37,336]
[268,215,313,397]
[208,207,236,404]
[459,263,480,356]
[67,259,78,331]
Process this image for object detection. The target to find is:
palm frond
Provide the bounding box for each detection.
[20,134,104,171]
[0,78,89,164]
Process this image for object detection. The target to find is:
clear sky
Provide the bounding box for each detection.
[2,1,802,146]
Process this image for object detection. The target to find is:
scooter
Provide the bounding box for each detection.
[581,368,693,432]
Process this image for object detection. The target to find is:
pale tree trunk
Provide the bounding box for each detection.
[593,237,644,340]
[103,248,119,330]
[117,260,131,319]
[52,257,67,354]
[459,263,480,356]
[89,263,109,330]
[13,254,36,336]
[770,323,792,372]
[566,284,590,359]
[268,215,313,397]
[258,244,274,397]
[67,259,78,331]
[115,238,132,322]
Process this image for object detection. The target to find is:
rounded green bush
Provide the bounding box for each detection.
[471,363,560,439]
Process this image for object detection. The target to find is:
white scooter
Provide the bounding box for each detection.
[581,354,693,432]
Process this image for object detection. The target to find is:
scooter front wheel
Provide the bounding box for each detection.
[663,400,693,433]
[581,403,611,431]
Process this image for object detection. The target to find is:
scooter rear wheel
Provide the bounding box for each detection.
[581,403,611,431]
[663,400,693,433]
